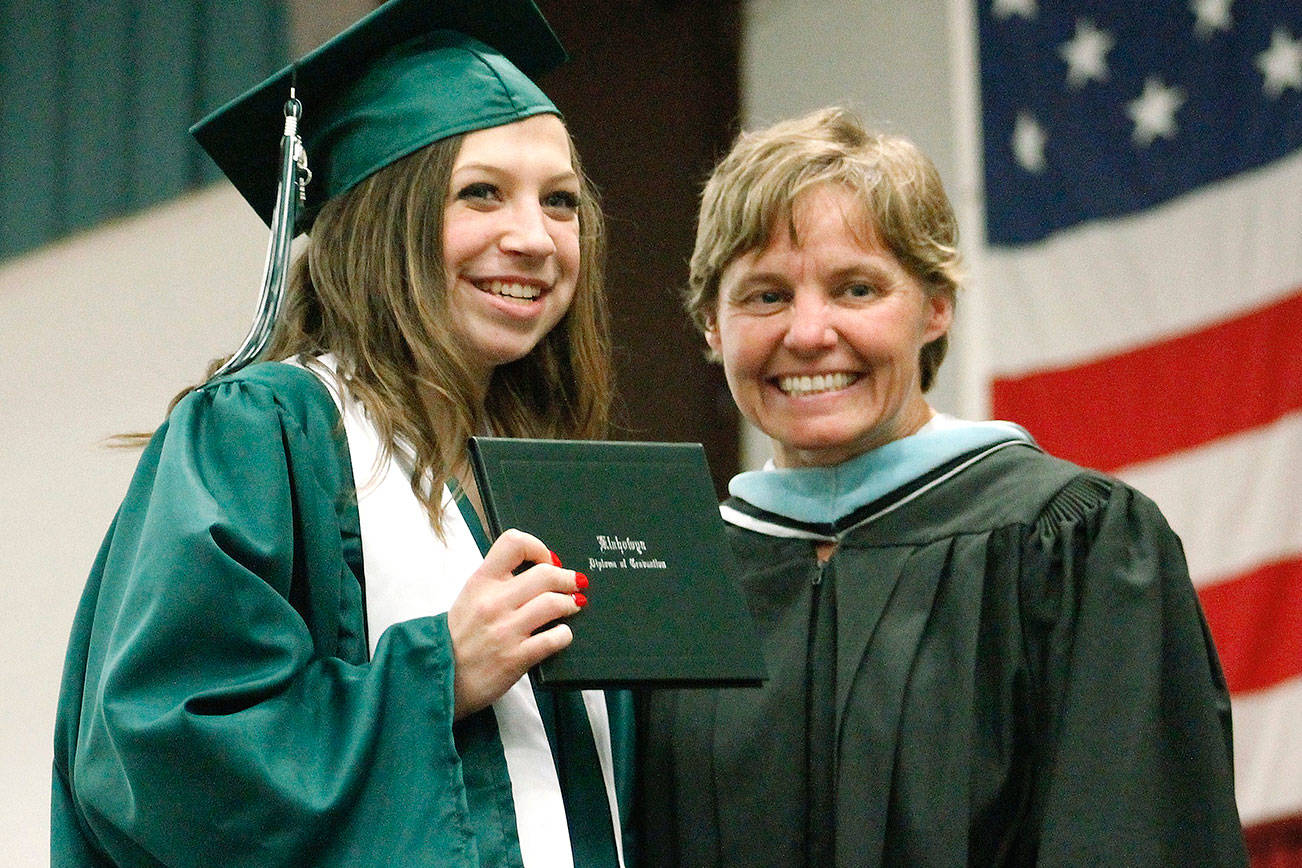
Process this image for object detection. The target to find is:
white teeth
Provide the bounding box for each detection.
[777,372,858,396]
[482,280,541,300]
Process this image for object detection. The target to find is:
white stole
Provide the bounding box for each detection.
[291,355,622,868]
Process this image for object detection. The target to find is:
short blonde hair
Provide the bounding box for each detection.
[686,107,961,391]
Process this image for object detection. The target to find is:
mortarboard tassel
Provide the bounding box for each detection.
[210,90,311,380]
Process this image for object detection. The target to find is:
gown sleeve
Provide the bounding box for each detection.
[52,371,480,867]
[1023,473,1248,866]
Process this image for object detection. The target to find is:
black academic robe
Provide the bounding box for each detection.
[639,442,1247,866]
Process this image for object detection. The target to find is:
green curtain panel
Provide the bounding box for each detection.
[0,0,288,261]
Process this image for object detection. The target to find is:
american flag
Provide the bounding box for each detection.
[973,0,1302,862]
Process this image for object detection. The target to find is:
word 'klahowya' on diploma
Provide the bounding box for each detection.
[596,535,646,554]
[590,535,666,571]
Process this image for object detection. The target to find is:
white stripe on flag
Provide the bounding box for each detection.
[1232,675,1302,827]
[1117,410,1302,588]
[981,147,1302,374]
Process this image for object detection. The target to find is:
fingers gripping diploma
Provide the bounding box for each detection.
[447,529,589,720]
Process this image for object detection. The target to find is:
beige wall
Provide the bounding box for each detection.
[0,187,269,862]
[1,2,963,862]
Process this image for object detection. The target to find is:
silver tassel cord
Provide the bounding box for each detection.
[211,92,310,380]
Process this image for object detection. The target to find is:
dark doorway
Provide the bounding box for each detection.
[538,1,743,495]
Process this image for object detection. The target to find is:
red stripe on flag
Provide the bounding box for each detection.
[991,288,1302,472]
[1198,557,1302,695]
[1244,812,1302,868]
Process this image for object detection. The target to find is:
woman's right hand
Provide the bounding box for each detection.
[446,528,587,720]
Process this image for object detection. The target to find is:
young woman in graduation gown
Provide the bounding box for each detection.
[51,2,628,865]
[637,107,1247,866]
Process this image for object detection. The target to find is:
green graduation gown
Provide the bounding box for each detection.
[51,361,621,867]
[638,438,1247,866]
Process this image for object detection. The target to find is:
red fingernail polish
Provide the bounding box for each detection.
[573,592,588,608]
[575,572,589,590]
[550,550,562,567]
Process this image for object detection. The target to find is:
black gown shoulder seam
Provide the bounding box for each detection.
[1033,472,1115,537]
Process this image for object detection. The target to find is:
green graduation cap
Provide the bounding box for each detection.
[190,0,567,378]
[192,0,567,230]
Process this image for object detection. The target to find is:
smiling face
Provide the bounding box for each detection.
[443,113,581,389]
[707,184,952,468]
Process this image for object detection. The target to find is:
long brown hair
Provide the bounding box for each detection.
[143,127,611,533]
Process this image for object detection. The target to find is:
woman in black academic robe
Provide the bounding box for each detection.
[638,106,1247,867]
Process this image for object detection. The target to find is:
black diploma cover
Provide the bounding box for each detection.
[468,436,766,688]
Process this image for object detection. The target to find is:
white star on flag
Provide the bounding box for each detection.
[1190,0,1233,39]
[1012,111,1047,172]
[1126,76,1187,146]
[992,0,1037,21]
[1059,19,1114,88]
[1256,27,1302,98]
